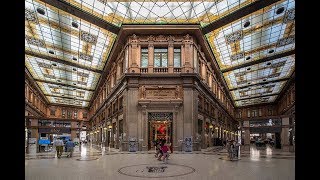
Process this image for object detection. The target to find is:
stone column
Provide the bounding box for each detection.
[141,105,148,151]
[110,124,114,147]
[115,118,119,149]
[208,74,212,88]
[126,81,139,150]
[71,122,77,140]
[116,62,121,81]
[168,42,174,73]
[208,124,213,147]
[173,105,179,151]
[148,36,154,73]
[129,34,139,73]
[201,118,206,149]
[243,121,250,151]
[183,83,197,151]
[182,34,193,73]
[29,119,39,153]
[281,117,290,151]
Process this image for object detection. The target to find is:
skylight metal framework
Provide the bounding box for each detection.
[25,0,295,108]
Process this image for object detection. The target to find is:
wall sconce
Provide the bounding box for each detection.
[103,127,107,130]
[108,125,112,129]
[209,125,213,129]
[215,127,219,130]
[97,131,99,133]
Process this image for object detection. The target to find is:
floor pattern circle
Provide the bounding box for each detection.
[118,163,195,178]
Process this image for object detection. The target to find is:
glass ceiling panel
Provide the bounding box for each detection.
[206,0,295,70]
[231,81,285,100]
[25,55,100,90]
[38,82,91,107]
[61,0,254,26]
[47,96,89,107]
[25,0,116,71]
[235,95,277,107]
[223,55,294,89]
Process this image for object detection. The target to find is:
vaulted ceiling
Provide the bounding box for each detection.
[25,0,295,108]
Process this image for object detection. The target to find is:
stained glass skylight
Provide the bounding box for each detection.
[61,0,255,26]
[25,0,295,108]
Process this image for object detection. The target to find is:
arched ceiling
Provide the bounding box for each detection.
[25,0,295,108]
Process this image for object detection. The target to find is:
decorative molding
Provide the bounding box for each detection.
[140,85,183,100]
[148,112,173,121]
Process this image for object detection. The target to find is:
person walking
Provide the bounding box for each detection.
[53,138,64,158]
[65,139,75,158]
[161,140,169,164]
[234,141,240,159]
[155,139,161,158]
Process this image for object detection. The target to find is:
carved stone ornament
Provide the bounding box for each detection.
[148,35,155,41]
[156,35,167,42]
[184,34,191,40]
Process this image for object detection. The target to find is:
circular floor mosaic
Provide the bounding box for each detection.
[118,163,195,178]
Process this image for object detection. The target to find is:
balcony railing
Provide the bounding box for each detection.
[153,67,168,73]
[140,68,148,73]
[173,67,182,73]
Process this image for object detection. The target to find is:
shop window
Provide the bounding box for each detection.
[154,48,168,67]
[173,48,181,67]
[141,48,148,68]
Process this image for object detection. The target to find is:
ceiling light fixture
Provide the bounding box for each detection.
[36,7,45,15]
[243,21,250,28]
[276,7,285,15]
[71,21,78,28]
[268,49,274,54]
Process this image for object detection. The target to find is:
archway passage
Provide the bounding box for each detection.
[148,120,173,151]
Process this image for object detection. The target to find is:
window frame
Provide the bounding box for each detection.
[154,48,168,67]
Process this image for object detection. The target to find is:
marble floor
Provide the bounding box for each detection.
[25,144,295,180]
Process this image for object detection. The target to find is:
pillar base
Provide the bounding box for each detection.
[281,145,292,152]
[242,144,250,151]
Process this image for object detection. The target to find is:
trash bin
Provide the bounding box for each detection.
[128,138,137,152]
[184,137,192,152]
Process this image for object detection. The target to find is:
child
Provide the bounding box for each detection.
[161,140,169,163]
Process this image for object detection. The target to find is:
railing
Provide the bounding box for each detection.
[173,67,182,73]
[140,68,148,73]
[153,67,168,73]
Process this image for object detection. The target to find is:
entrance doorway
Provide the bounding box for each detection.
[148,120,173,150]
